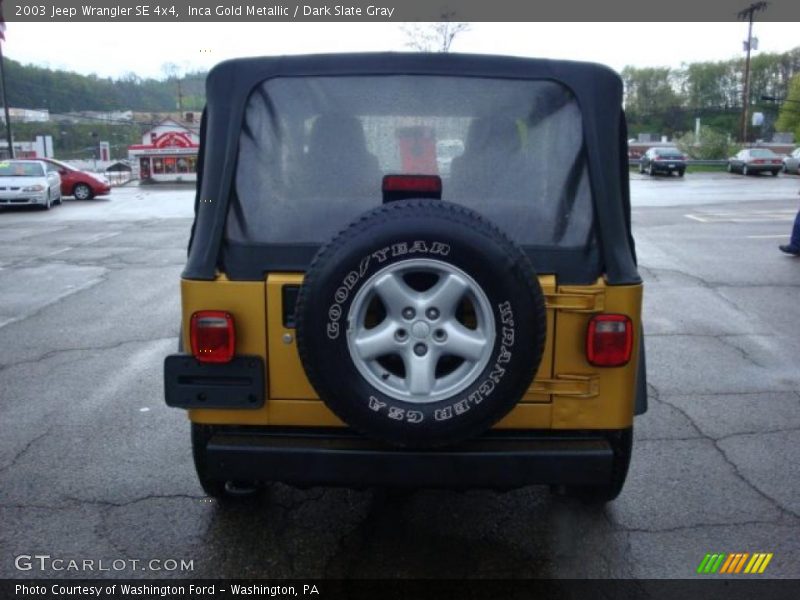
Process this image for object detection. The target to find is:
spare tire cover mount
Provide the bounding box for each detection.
[295,199,547,448]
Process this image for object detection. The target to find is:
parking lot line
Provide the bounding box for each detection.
[684,209,797,223]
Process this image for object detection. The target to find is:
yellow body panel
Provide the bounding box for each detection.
[522,275,555,404]
[266,273,317,400]
[550,280,643,429]
[184,273,642,430]
[184,275,271,425]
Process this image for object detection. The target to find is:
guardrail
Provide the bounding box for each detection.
[628,159,729,167]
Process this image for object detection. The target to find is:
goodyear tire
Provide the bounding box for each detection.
[295,200,547,448]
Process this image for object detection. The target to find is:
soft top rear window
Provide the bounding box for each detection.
[229,75,595,251]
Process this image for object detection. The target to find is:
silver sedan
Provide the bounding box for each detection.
[0,159,63,210]
[783,147,800,175]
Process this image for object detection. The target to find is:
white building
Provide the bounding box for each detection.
[127,119,199,183]
[0,135,54,159]
[0,108,50,123]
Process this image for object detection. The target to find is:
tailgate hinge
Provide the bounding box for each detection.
[545,290,605,313]
[531,374,599,398]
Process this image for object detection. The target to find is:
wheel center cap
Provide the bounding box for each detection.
[411,321,431,339]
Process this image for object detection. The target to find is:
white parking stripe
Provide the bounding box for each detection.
[684,209,797,223]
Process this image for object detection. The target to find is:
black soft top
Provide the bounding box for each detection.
[185,52,639,285]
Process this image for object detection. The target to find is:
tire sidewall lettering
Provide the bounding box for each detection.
[362,299,516,424]
[325,240,451,340]
[297,201,546,447]
[324,241,516,425]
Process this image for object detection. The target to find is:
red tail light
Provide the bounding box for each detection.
[383,174,442,194]
[190,311,235,363]
[754,159,765,164]
[586,314,633,367]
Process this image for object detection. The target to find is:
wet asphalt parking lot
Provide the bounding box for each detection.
[0,173,799,579]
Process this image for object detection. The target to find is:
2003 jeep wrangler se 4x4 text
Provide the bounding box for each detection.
[164,53,647,503]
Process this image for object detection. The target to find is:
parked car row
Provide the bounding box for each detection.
[0,158,111,210]
[638,146,800,178]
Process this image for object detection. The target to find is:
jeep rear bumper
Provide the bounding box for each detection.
[201,427,615,489]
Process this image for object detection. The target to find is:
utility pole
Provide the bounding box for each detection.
[737,1,768,144]
[0,37,14,158]
[177,78,184,113]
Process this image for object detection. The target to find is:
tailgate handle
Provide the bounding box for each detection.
[545,291,604,313]
[531,375,599,398]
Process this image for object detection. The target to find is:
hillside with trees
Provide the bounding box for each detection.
[2,57,206,113]
[2,47,799,160]
[622,47,800,142]
[1,58,206,158]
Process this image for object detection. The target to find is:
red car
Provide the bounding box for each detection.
[39,158,112,200]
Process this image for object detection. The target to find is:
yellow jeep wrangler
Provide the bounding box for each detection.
[164,53,646,503]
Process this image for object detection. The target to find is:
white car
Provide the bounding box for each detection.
[783,147,800,175]
[0,159,62,210]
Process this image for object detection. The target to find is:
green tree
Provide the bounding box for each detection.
[775,73,800,140]
[680,61,739,110]
[676,126,739,160]
[621,67,681,115]
[748,52,794,105]
[621,66,688,137]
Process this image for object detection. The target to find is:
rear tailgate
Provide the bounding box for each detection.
[187,274,641,431]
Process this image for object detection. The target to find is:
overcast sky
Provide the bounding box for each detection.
[3,22,799,79]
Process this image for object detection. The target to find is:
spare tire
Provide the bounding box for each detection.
[295,200,547,448]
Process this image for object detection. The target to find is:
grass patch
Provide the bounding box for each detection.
[686,164,728,173]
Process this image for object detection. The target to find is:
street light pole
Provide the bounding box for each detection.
[738,1,769,144]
